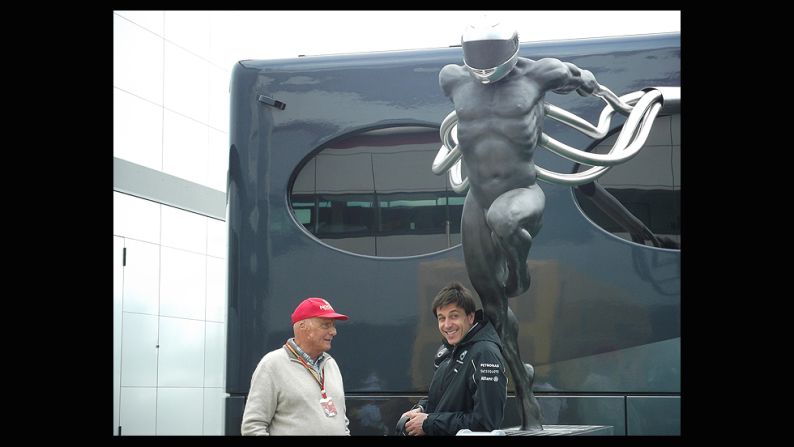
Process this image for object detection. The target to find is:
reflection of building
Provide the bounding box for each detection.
[291,127,465,257]
[574,114,680,248]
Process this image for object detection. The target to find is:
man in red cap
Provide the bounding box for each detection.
[242,297,350,435]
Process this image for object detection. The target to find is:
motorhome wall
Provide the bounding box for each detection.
[227,33,680,435]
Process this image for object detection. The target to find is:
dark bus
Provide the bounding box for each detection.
[226,32,680,436]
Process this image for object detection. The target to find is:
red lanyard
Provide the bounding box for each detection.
[285,343,328,398]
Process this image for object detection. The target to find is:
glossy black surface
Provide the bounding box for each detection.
[227,33,680,435]
[626,396,680,435]
[290,125,465,257]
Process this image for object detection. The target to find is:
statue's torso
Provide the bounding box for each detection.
[446,62,544,206]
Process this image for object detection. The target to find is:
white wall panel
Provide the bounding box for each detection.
[206,218,226,259]
[209,65,230,132]
[119,387,157,435]
[157,317,205,387]
[114,192,160,244]
[113,88,163,171]
[122,239,160,315]
[116,11,164,36]
[208,128,228,192]
[161,206,207,254]
[164,42,209,124]
[156,387,204,435]
[162,109,209,186]
[159,247,206,320]
[114,14,163,104]
[203,388,226,435]
[164,11,210,59]
[204,321,225,387]
[114,237,124,435]
[120,313,159,387]
[205,257,226,323]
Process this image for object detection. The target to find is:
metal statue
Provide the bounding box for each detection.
[432,18,679,431]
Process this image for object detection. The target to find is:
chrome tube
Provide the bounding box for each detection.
[433,87,679,188]
[432,111,463,175]
[645,86,680,115]
[544,90,644,139]
[540,90,662,167]
[536,101,662,185]
[449,159,469,193]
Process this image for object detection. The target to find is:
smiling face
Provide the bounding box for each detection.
[295,317,337,359]
[436,303,475,346]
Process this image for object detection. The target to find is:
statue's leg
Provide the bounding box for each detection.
[486,185,545,298]
[461,192,542,430]
[461,192,506,330]
[485,186,545,430]
[504,306,543,429]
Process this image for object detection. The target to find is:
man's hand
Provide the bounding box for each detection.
[400,408,421,419]
[404,411,428,436]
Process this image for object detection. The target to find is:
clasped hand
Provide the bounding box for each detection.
[400,409,428,436]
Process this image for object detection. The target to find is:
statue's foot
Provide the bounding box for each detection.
[519,363,543,430]
[519,395,543,430]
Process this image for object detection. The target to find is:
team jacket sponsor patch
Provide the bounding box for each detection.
[479,362,501,381]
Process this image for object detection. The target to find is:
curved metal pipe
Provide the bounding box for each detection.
[449,159,469,193]
[432,87,679,188]
[645,86,680,115]
[536,101,662,185]
[540,90,662,167]
[432,111,463,175]
[544,90,644,140]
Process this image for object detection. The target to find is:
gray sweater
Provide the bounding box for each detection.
[241,346,350,435]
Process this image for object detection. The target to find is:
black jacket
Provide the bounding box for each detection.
[416,311,508,435]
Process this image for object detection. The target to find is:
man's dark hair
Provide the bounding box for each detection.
[431,281,477,317]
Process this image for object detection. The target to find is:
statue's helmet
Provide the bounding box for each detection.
[461,19,519,84]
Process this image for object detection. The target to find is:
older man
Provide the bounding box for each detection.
[242,297,350,435]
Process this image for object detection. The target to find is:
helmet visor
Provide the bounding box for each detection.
[463,39,518,70]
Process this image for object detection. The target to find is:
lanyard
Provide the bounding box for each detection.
[284,343,328,398]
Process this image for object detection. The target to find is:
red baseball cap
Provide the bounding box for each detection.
[291,297,350,324]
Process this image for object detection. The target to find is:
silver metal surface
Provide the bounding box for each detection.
[464,47,519,84]
[434,87,680,188]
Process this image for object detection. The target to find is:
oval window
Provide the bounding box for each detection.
[573,113,680,249]
[289,126,466,257]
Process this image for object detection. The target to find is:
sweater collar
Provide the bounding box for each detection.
[286,338,326,371]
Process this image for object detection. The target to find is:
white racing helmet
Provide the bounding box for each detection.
[462,19,519,84]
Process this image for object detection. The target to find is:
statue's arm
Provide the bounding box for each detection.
[439,64,464,99]
[531,58,598,96]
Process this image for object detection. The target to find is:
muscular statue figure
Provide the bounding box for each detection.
[439,19,600,430]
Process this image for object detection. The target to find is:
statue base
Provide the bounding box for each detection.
[505,425,613,436]
[457,425,613,436]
